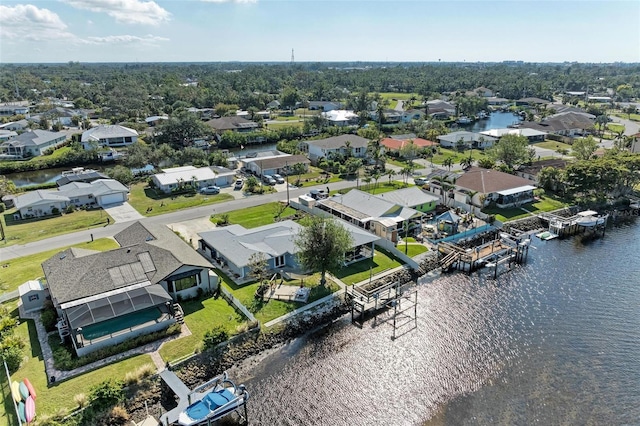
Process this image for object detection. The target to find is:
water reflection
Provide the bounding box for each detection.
[237,223,640,425]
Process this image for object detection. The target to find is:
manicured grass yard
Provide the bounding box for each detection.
[265,121,303,130]
[0,238,119,294]
[0,301,154,426]
[219,270,339,325]
[431,148,486,165]
[483,195,569,222]
[158,295,248,363]
[128,182,233,216]
[398,240,429,257]
[533,140,573,151]
[1,208,113,247]
[223,202,298,228]
[332,248,403,285]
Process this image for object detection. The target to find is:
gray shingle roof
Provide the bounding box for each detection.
[0,130,65,148]
[198,221,303,267]
[57,179,128,198]
[81,125,138,142]
[42,221,213,305]
[305,134,369,149]
[455,167,536,194]
[13,190,68,210]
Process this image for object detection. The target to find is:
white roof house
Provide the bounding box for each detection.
[437,131,497,149]
[480,127,547,142]
[151,166,220,193]
[81,125,138,149]
[321,110,359,126]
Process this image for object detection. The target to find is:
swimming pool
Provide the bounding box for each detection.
[81,307,163,341]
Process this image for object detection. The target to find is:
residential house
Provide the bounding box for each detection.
[516,97,551,106]
[152,166,220,194]
[437,131,497,149]
[57,179,129,206]
[0,105,29,116]
[209,166,237,187]
[266,100,281,110]
[41,107,87,127]
[56,168,109,186]
[0,130,67,158]
[514,159,568,184]
[205,116,258,134]
[198,219,379,281]
[81,125,138,150]
[454,167,537,208]
[487,97,511,106]
[145,115,169,126]
[299,134,369,164]
[518,111,594,137]
[425,100,456,119]
[12,179,129,218]
[380,137,437,154]
[308,101,342,111]
[474,87,494,97]
[316,189,424,243]
[243,154,310,177]
[321,110,359,126]
[42,221,216,356]
[0,130,17,142]
[480,127,547,142]
[375,186,439,213]
[402,109,426,123]
[13,190,69,219]
[0,119,29,131]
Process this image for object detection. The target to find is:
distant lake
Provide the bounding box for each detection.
[459,111,522,132]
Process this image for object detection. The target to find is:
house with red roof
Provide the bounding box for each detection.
[380,137,437,154]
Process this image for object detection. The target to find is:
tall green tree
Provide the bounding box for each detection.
[154,111,212,149]
[571,136,598,160]
[294,217,353,286]
[487,134,530,170]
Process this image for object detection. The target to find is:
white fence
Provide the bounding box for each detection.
[219,286,257,324]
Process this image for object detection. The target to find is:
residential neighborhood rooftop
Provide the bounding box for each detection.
[455,167,537,194]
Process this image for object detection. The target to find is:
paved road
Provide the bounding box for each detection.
[610,115,639,136]
[395,100,404,111]
[0,178,360,262]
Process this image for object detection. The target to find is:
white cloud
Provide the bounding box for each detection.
[86,34,169,44]
[0,4,75,41]
[200,0,258,3]
[62,0,171,25]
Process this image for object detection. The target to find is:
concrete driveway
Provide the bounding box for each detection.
[103,202,144,223]
[166,217,217,249]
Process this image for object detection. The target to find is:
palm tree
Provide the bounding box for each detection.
[372,171,382,193]
[386,169,396,185]
[443,157,454,170]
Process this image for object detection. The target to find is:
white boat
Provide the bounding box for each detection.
[178,373,249,426]
[456,116,472,124]
[575,210,608,227]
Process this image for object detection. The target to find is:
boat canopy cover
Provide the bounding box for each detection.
[63,284,172,329]
[578,210,598,217]
[496,185,537,196]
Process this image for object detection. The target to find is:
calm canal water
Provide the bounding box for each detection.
[237,219,640,425]
[461,111,522,132]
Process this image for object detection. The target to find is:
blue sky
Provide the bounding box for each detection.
[1,1,638,63]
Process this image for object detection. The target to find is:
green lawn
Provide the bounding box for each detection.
[612,112,640,122]
[353,181,410,195]
[483,195,569,222]
[398,242,428,257]
[158,295,248,362]
[265,121,303,130]
[222,202,298,229]
[606,123,625,133]
[219,270,338,325]
[533,140,573,151]
[0,238,118,295]
[0,300,154,426]
[128,182,233,216]
[1,209,113,247]
[332,248,404,285]
[431,148,486,165]
[289,166,342,187]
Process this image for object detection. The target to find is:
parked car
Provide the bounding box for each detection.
[414,177,429,186]
[199,186,220,194]
[272,174,285,184]
[234,179,244,190]
[262,175,276,185]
